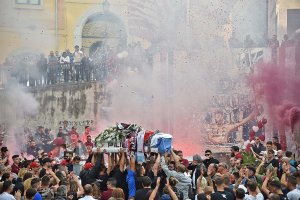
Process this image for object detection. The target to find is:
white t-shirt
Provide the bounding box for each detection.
[244,193,264,200]
[74,51,83,62]
[287,188,300,200]
[0,192,16,200]
[60,56,70,64]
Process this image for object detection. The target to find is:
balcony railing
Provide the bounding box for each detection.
[0,61,118,88]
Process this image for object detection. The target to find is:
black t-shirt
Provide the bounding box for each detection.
[203,158,219,169]
[67,191,78,200]
[197,193,209,200]
[224,187,235,199]
[135,188,152,200]
[274,142,282,150]
[270,158,279,169]
[112,168,128,200]
[57,132,64,138]
[39,168,47,178]
[98,173,108,192]
[211,190,234,200]
[147,170,166,196]
[136,176,144,190]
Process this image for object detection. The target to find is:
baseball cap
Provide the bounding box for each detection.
[60,160,68,166]
[30,162,40,168]
[84,162,94,170]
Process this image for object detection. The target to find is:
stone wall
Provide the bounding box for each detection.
[25,81,108,132]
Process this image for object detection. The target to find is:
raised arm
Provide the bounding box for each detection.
[228,107,258,133]
[161,155,177,178]
[149,177,160,200]
[171,149,180,168]
[119,148,125,172]
[48,170,60,187]
[107,153,113,175]
[233,169,244,192]
[166,179,179,200]
[90,148,102,177]
[72,174,84,197]
[261,169,272,195]
[152,154,160,176]
[255,158,265,177]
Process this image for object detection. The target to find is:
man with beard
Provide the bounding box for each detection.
[252,137,266,155]
[27,141,41,158]
[188,154,204,196]
[203,150,219,169]
[11,155,21,175]
[39,158,52,178]
[82,126,91,144]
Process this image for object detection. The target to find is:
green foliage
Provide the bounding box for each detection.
[241,152,256,165]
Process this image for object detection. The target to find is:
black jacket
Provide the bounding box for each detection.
[79,154,102,186]
[203,158,219,169]
[252,143,266,155]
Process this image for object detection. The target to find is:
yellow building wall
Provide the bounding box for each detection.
[59,0,129,53]
[0,0,130,63]
[0,0,57,62]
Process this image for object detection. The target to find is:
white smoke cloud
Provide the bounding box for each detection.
[0,80,39,154]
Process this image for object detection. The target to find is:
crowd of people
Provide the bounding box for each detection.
[0,41,152,88]
[0,123,299,200]
[228,34,295,50]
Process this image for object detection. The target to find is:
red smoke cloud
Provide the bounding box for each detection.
[248,62,300,130]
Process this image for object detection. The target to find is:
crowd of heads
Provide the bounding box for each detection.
[0,121,299,200]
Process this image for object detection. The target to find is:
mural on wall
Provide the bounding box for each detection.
[203,48,268,152]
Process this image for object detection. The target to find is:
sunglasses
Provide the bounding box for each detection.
[205,154,211,156]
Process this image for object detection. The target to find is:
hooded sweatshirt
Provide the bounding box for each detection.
[161,156,192,199]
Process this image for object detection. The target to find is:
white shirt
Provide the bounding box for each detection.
[74,51,83,62]
[79,195,96,200]
[287,188,300,200]
[244,193,264,200]
[0,192,16,200]
[60,56,70,64]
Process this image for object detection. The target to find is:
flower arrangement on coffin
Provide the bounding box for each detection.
[95,123,142,147]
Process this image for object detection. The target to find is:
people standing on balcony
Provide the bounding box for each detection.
[229,32,241,48]
[54,51,61,82]
[269,34,280,64]
[47,51,58,85]
[66,49,74,81]
[60,51,71,83]
[74,45,83,82]
[281,34,294,48]
[37,53,47,86]
[81,47,91,82]
[243,35,254,49]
